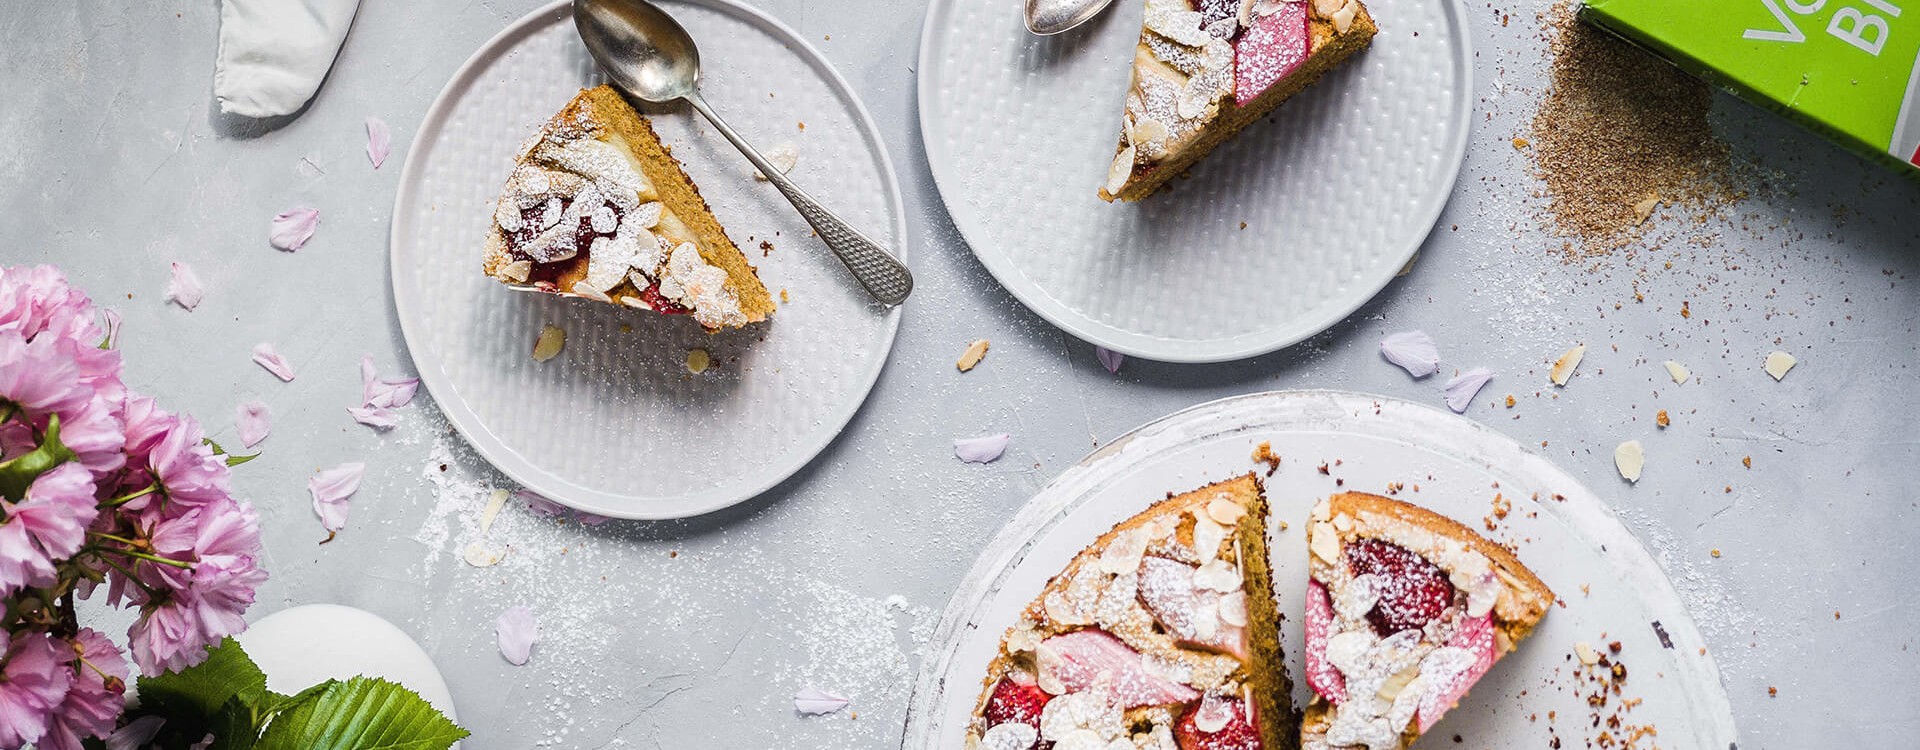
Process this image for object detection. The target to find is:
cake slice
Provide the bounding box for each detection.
[1099,0,1377,202]
[1298,493,1553,750]
[967,474,1295,750]
[482,85,775,330]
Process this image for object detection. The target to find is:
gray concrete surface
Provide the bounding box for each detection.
[4,0,1917,747]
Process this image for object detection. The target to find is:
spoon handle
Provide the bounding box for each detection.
[683,93,913,306]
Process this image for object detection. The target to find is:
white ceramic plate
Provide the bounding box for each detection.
[903,391,1737,748]
[916,0,1471,362]
[391,0,906,519]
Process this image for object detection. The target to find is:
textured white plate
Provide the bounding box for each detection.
[391,0,905,519]
[903,391,1737,748]
[916,0,1471,362]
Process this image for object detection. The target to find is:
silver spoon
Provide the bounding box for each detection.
[573,0,913,306]
[1026,0,1118,35]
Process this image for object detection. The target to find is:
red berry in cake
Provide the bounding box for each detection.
[1345,538,1456,636]
[1174,696,1261,750]
[1188,0,1241,28]
[1233,0,1310,106]
[984,674,1051,731]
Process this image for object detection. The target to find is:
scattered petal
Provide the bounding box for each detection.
[496,606,538,665]
[165,263,203,310]
[1764,351,1796,381]
[515,489,611,526]
[574,510,613,527]
[793,686,849,715]
[955,433,1011,464]
[1380,331,1440,379]
[100,308,122,349]
[1663,360,1690,385]
[269,207,320,251]
[359,355,420,408]
[252,343,296,382]
[1614,440,1644,483]
[348,406,397,431]
[1550,344,1586,386]
[308,462,366,533]
[532,325,566,362]
[1095,347,1124,374]
[236,400,271,448]
[1443,368,1493,413]
[365,116,392,169]
[106,716,166,750]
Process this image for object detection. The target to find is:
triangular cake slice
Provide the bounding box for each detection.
[967,474,1296,750]
[482,85,775,330]
[1099,0,1377,202]
[1299,492,1553,750]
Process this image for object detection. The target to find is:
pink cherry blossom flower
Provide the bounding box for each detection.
[0,266,102,345]
[0,631,73,748]
[0,335,91,417]
[37,629,128,750]
[164,263,203,311]
[0,464,99,596]
[125,596,198,676]
[137,502,266,656]
[135,415,230,509]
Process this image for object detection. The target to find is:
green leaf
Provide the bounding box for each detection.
[206,695,262,750]
[202,437,259,467]
[0,413,77,500]
[226,452,261,467]
[135,638,269,733]
[256,677,468,750]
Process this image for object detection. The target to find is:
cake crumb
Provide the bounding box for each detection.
[1655,410,1669,428]
[780,288,791,304]
[1251,442,1281,476]
[956,339,990,372]
[1710,548,1721,558]
[1742,456,1752,469]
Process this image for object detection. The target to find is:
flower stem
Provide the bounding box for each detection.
[102,483,160,508]
[117,550,192,569]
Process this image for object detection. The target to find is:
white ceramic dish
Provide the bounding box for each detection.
[916,0,1472,362]
[390,0,906,519]
[902,390,1737,748]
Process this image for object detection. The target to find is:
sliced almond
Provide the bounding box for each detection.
[1105,143,1137,197]
[1575,641,1600,665]
[956,339,990,372]
[531,325,566,362]
[1330,512,1354,533]
[479,488,510,535]
[499,260,533,283]
[1550,344,1586,386]
[686,348,711,374]
[1206,497,1247,525]
[1632,195,1661,225]
[1377,664,1419,701]
[1309,521,1340,564]
[1764,350,1796,381]
[1614,440,1645,483]
[1663,360,1690,384]
[462,542,506,567]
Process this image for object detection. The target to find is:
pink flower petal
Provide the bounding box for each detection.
[269,208,320,252]
[794,686,849,715]
[236,400,270,448]
[954,433,1011,464]
[100,308,122,349]
[1443,367,1494,413]
[365,117,392,169]
[348,406,397,431]
[165,263,203,311]
[307,462,365,533]
[251,343,295,382]
[496,606,537,666]
[516,489,611,525]
[1095,347,1124,374]
[359,354,419,408]
[1380,330,1440,379]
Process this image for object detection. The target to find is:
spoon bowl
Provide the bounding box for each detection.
[573,0,701,102]
[1025,0,1118,35]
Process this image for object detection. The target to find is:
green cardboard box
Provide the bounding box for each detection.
[1581,0,1920,175]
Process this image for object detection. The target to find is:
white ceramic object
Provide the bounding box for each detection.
[237,604,459,729]
[916,0,1472,362]
[903,391,1738,748]
[390,0,906,519]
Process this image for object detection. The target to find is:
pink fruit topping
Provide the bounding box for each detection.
[1415,613,1498,732]
[1345,538,1457,636]
[1233,1,1310,106]
[1173,695,1261,750]
[1303,578,1346,703]
[1137,556,1249,659]
[1035,629,1201,708]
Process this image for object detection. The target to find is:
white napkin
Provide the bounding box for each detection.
[214,0,363,118]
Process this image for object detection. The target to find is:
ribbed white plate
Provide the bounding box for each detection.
[904,391,1737,748]
[391,0,905,519]
[916,0,1471,362]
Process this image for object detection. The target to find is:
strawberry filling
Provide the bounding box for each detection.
[1174,695,1261,750]
[1345,538,1456,636]
[1233,1,1311,106]
[1415,613,1497,732]
[984,673,1051,747]
[1303,578,1346,703]
[1035,629,1201,708]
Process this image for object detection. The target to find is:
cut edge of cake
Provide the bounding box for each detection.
[1299,491,1554,750]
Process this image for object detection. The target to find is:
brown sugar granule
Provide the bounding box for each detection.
[1528,2,1733,254]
